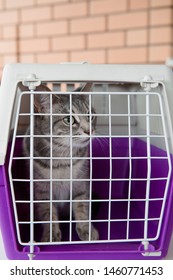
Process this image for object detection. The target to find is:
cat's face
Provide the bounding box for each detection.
[34,84,96,150]
[52,94,96,148]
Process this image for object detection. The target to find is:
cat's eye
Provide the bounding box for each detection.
[87,114,95,121]
[63,116,75,125]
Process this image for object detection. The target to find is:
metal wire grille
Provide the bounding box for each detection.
[8,83,172,256]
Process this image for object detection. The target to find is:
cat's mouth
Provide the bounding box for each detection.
[72,135,91,147]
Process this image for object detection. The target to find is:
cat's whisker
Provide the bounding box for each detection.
[94,138,107,155]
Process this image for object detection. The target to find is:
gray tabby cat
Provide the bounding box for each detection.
[23,83,99,242]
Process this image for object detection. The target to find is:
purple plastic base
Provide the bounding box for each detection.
[0,138,173,260]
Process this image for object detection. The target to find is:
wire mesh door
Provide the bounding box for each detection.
[8,82,172,257]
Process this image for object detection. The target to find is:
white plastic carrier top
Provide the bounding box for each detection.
[0,63,173,165]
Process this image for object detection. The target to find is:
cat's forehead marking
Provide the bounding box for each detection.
[82,99,89,112]
[72,106,80,123]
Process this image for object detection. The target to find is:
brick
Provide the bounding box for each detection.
[19,24,35,38]
[88,32,125,49]
[0,26,2,39]
[0,10,19,25]
[150,27,172,44]
[36,52,68,63]
[90,0,127,15]
[19,54,35,63]
[52,35,85,51]
[70,50,106,64]
[0,0,4,10]
[37,0,68,4]
[127,29,148,46]
[150,8,172,26]
[2,26,17,39]
[149,45,172,62]
[108,47,147,63]
[36,21,68,37]
[54,2,87,19]
[109,12,148,30]
[71,17,106,34]
[0,40,17,54]
[129,0,149,10]
[0,55,3,65]
[5,0,35,8]
[21,6,51,23]
[3,55,18,65]
[151,0,172,7]
[19,38,49,53]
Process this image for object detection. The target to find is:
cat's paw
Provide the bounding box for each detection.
[76,224,99,241]
[41,229,62,242]
[90,225,99,240]
[52,229,62,242]
[41,233,50,243]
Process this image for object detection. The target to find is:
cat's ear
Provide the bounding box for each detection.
[74,83,93,92]
[34,85,52,113]
[18,82,51,113]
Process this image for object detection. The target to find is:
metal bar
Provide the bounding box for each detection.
[50,94,53,242]
[126,94,132,239]
[108,94,112,240]
[29,91,35,258]
[12,177,168,182]
[16,197,164,203]
[89,93,92,241]
[69,93,73,242]
[143,94,151,243]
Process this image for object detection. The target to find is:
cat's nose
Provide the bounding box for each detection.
[84,130,90,135]
[84,129,93,135]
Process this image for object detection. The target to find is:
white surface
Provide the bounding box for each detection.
[166,233,173,260]
[0,230,7,260]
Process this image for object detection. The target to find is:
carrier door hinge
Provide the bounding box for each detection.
[22,74,41,90]
[23,245,40,260]
[139,241,162,257]
[140,76,159,92]
[141,251,162,257]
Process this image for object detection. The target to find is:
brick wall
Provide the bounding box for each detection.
[0,0,173,75]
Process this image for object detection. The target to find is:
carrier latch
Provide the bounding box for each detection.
[140,75,159,92]
[22,74,41,91]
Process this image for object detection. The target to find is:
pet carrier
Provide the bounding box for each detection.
[0,63,173,260]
